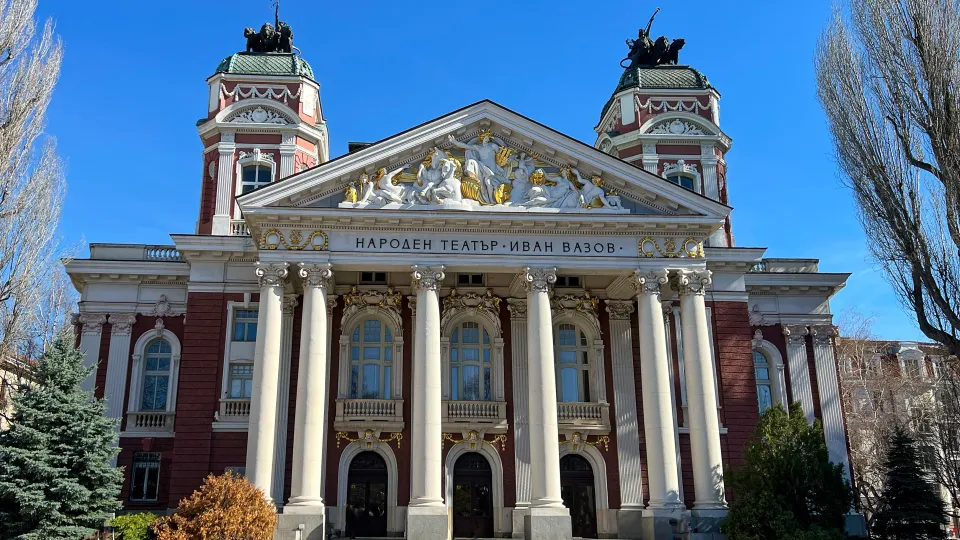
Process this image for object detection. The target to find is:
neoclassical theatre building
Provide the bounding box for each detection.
[66,18,857,540]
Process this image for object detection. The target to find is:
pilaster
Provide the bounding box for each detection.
[271,294,298,505]
[641,143,659,174]
[103,313,137,422]
[810,325,852,477]
[508,298,531,533]
[783,324,815,421]
[76,313,107,393]
[212,131,237,235]
[279,133,296,179]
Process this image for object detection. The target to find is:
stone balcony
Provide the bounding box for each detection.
[229,219,250,236]
[125,411,176,435]
[442,400,508,434]
[557,401,611,435]
[334,398,404,432]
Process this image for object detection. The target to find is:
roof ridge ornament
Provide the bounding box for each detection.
[620,8,686,68]
[242,0,296,54]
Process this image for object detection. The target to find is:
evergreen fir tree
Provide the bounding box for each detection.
[872,427,947,540]
[723,403,852,540]
[0,338,123,540]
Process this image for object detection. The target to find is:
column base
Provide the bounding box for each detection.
[615,506,644,539]
[689,508,727,537]
[511,506,529,538]
[641,507,687,540]
[406,505,448,540]
[283,499,324,515]
[523,506,571,540]
[275,511,325,540]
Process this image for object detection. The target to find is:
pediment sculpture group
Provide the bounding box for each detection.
[342,131,623,210]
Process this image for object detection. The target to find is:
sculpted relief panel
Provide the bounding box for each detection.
[340,130,627,212]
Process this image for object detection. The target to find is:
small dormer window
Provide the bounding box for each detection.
[241,163,272,194]
[667,175,695,191]
[662,159,700,193]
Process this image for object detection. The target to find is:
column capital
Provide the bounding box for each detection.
[411,265,446,291]
[673,269,712,296]
[108,313,138,336]
[507,298,528,320]
[256,262,289,288]
[523,266,557,292]
[283,295,299,316]
[634,269,668,295]
[809,324,837,345]
[75,313,107,335]
[298,262,333,290]
[782,324,809,345]
[604,299,635,320]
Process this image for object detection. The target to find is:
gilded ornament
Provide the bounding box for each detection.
[529,169,557,187]
[259,228,329,251]
[344,183,358,203]
[335,430,402,449]
[494,183,512,204]
[559,432,610,452]
[638,236,704,258]
[494,146,515,167]
[442,431,507,452]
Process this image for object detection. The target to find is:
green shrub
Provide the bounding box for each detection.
[110,512,159,540]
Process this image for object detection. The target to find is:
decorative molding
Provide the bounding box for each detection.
[650,119,705,136]
[441,288,502,335]
[227,106,293,125]
[238,147,275,164]
[255,262,289,288]
[636,96,713,115]
[673,269,712,296]
[282,295,299,316]
[634,269,669,295]
[662,159,699,177]
[76,313,107,335]
[140,294,184,318]
[523,266,557,292]
[782,324,809,346]
[551,292,599,317]
[442,430,507,452]
[108,313,137,336]
[604,299,635,321]
[299,263,333,290]
[335,429,402,450]
[220,83,303,104]
[749,304,775,327]
[341,286,403,332]
[326,295,338,318]
[638,236,704,258]
[809,324,837,346]
[410,265,445,291]
[559,432,610,453]
[506,298,527,320]
[259,228,329,251]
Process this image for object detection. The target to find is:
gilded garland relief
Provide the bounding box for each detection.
[341,130,626,212]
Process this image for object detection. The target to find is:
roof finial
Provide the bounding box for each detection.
[620,8,686,68]
[241,0,294,54]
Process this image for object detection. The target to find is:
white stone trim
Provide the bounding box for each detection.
[605,300,644,509]
[76,313,107,393]
[672,306,720,423]
[104,313,137,422]
[752,334,788,409]
[336,442,401,535]
[559,443,613,536]
[810,326,852,478]
[637,111,720,137]
[783,325,815,421]
[338,307,405,400]
[126,328,182,416]
[233,149,277,219]
[507,299,531,508]
[218,301,259,408]
[444,444,506,536]
[440,309,505,402]
[551,310,607,406]
[271,296,296,505]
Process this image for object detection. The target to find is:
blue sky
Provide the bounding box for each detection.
[39,0,920,340]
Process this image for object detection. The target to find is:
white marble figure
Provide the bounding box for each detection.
[431,151,463,203]
[549,168,583,208]
[371,167,407,204]
[571,168,613,208]
[447,133,507,204]
[508,152,535,205]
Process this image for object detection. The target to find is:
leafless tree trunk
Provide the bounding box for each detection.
[0,0,70,358]
[816,0,960,356]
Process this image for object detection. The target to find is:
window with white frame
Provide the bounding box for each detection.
[350,319,393,399]
[666,174,695,191]
[228,364,254,399]
[140,340,172,411]
[232,309,258,342]
[555,323,590,402]
[449,321,492,401]
[240,162,272,194]
[130,452,161,502]
[754,349,774,413]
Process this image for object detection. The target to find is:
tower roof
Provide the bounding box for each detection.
[599,65,713,122]
[215,53,314,80]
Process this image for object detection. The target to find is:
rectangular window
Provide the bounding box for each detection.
[228,364,254,399]
[360,271,387,284]
[554,276,582,288]
[457,273,485,286]
[233,309,258,342]
[130,452,161,502]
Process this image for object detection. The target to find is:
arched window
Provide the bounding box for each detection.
[140,340,172,411]
[666,174,695,191]
[555,323,590,403]
[350,319,393,399]
[450,321,492,401]
[241,163,272,194]
[754,349,773,413]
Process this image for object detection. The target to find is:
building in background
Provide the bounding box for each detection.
[64,14,861,540]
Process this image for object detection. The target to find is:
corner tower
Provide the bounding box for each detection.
[196,18,328,236]
[595,19,732,246]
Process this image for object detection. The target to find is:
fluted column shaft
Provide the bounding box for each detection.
[676,269,726,510]
[245,262,288,501]
[409,265,445,507]
[287,264,333,512]
[76,313,107,393]
[525,267,564,508]
[783,324,815,421]
[635,271,683,510]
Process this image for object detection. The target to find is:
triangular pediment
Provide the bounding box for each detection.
[237,100,730,220]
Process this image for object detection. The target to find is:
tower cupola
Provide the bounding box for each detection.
[195,11,328,236]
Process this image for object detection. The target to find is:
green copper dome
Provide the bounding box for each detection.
[600,65,713,121]
[215,52,314,80]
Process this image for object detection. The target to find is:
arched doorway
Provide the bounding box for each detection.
[560,454,598,538]
[346,451,388,538]
[452,452,494,538]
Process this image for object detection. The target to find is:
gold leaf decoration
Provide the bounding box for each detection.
[259,228,329,251]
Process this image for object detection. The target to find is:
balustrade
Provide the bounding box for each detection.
[219,398,252,419]
[126,411,175,433]
[556,401,611,434]
[334,398,404,432]
[142,245,182,261]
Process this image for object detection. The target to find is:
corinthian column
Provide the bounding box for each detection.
[245,262,288,501]
[407,265,448,540]
[675,269,726,521]
[810,325,852,478]
[287,263,333,514]
[783,324,815,421]
[523,267,571,540]
[75,313,107,393]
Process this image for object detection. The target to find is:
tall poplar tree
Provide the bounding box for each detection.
[0,339,123,539]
